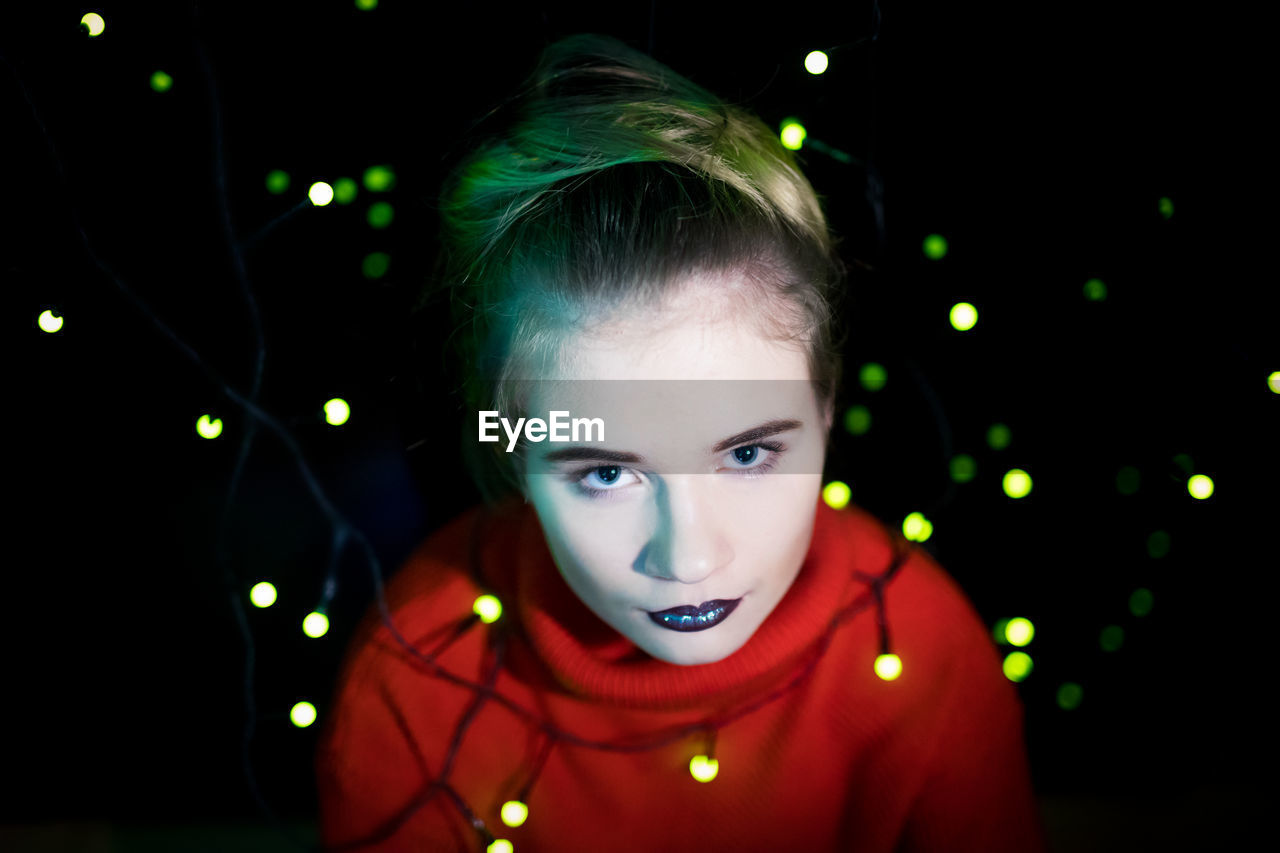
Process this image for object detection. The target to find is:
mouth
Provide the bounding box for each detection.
[646,598,743,632]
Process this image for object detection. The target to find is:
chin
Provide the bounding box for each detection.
[647,634,743,667]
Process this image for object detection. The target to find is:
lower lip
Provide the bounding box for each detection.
[647,598,743,632]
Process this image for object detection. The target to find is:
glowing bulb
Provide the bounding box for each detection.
[1083,278,1107,301]
[950,454,976,483]
[1057,682,1084,710]
[196,414,223,439]
[987,423,1011,450]
[991,618,1011,646]
[303,612,330,638]
[501,800,528,827]
[266,170,290,194]
[859,362,887,391]
[363,165,396,191]
[1158,196,1174,219]
[38,310,64,333]
[689,755,718,782]
[474,595,502,623]
[922,233,948,259]
[843,405,871,435]
[902,512,932,542]
[780,119,806,150]
[1002,651,1033,682]
[874,653,902,681]
[1099,625,1124,652]
[150,70,173,92]
[1116,465,1140,495]
[333,177,359,204]
[804,50,829,74]
[368,201,394,228]
[1147,530,1171,559]
[309,182,334,206]
[1268,371,1280,394]
[1187,474,1214,499]
[324,398,351,426]
[1129,588,1154,617]
[290,701,317,728]
[1004,617,1035,647]
[356,0,379,11]
[363,252,390,279]
[249,582,277,608]
[822,481,851,510]
[80,13,105,36]
[487,841,513,853]
[1002,468,1032,499]
[949,302,978,331]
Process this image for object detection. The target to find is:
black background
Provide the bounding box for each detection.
[6,1,1277,849]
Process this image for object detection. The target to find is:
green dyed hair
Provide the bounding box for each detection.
[421,33,848,506]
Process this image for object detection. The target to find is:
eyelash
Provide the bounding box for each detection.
[569,442,787,501]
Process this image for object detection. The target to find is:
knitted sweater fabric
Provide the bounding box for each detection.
[314,496,1049,852]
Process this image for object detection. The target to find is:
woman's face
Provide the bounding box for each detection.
[520,281,832,665]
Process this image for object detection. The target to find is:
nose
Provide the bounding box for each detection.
[638,476,733,585]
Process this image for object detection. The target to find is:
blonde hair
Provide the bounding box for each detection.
[422,33,848,505]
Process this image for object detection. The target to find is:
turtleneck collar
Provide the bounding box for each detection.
[476,496,896,713]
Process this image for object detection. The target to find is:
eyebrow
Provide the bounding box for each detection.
[538,418,804,465]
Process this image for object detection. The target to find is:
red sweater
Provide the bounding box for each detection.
[314,496,1049,852]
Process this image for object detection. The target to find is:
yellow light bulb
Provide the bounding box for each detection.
[689,755,718,782]
[474,595,503,623]
[874,653,902,681]
[501,800,528,827]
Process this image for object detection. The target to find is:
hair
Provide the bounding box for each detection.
[419,33,849,506]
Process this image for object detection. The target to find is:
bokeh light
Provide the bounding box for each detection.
[875,653,902,681]
[859,362,887,391]
[80,13,105,36]
[823,481,851,510]
[689,755,719,782]
[362,252,391,279]
[780,119,807,150]
[195,414,223,439]
[1099,625,1125,652]
[987,423,1011,450]
[265,170,290,194]
[368,201,394,228]
[950,454,976,483]
[949,302,978,331]
[1129,588,1154,617]
[1116,465,1140,495]
[902,512,933,542]
[1158,196,1174,219]
[1005,617,1035,647]
[38,310,64,333]
[501,800,528,827]
[843,405,871,435]
[1147,530,1171,559]
[474,595,503,623]
[363,165,396,191]
[1268,371,1280,394]
[249,582,277,608]
[487,842,512,853]
[922,233,948,259]
[309,182,334,206]
[1002,468,1033,499]
[1056,682,1084,710]
[290,701,317,728]
[150,70,173,92]
[333,177,358,204]
[1002,651,1033,682]
[1083,278,1107,301]
[303,612,330,638]
[324,398,351,426]
[1188,474,1214,499]
[804,50,829,74]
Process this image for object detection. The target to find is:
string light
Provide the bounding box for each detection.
[195,414,223,439]
[500,800,528,827]
[473,594,503,623]
[249,582,277,608]
[308,181,335,206]
[874,653,902,681]
[37,309,64,333]
[689,755,718,782]
[303,611,330,638]
[290,701,317,728]
[1004,618,1035,647]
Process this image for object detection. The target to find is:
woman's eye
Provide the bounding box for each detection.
[576,465,639,495]
[725,443,778,470]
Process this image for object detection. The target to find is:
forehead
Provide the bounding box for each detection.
[548,276,811,383]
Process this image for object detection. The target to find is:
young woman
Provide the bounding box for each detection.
[315,33,1048,852]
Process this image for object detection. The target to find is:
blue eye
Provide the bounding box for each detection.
[568,442,788,501]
